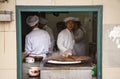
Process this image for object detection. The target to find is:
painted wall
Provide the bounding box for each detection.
[0,0,120,79]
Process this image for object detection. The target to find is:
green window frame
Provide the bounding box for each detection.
[16,6,102,79]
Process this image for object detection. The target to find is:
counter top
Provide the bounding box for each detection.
[23,60,93,79]
[23,60,92,70]
[40,62,92,70]
[40,66,92,70]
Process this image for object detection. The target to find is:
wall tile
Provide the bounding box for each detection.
[16,0,54,5]
[54,0,92,5]
[0,23,5,31]
[0,21,16,32]
[103,68,120,79]
[0,54,16,69]
[5,32,16,55]
[92,0,103,5]
[4,21,16,32]
[0,32,16,69]
[0,69,16,79]
[0,32,4,55]
[103,0,120,24]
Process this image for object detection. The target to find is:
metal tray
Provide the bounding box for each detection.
[47,60,81,64]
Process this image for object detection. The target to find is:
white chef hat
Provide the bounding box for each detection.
[74,17,80,21]
[64,17,75,22]
[26,15,39,27]
[39,17,48,25]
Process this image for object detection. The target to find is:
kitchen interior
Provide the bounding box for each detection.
[21,11,97,79]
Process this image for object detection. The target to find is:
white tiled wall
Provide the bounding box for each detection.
[103,68,120,79]
[0,0,16,78]
[0,70,16,79]
[0,31,16,78]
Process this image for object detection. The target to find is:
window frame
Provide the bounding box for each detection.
[16,6,102,79]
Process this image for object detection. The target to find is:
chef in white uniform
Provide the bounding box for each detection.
[24,15,51,59]
[73,17,87,56]
[39,17,55,52]
[57,17,75,57]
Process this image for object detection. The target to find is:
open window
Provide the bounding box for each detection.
[16,6,102,79]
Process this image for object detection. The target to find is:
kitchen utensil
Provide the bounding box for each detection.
[35,56,43,61]
[47,60,81,64]
[47,55,90,64]
[28,67,40,77]
[25,57,35,63]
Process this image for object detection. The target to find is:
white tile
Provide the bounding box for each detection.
[5,32,16,54]
[103,68,120,79]
[92,0,103,5]
[0,69,16,79]
[103,0,120,24]
[0,54,17,69]
[0,32,4,54]
[16,0,54,5]
[4,21,16,32]
[0,32,17,69]
[55,0,92,5]
[0,23,5,31]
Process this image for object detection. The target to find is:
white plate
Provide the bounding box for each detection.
[47,60,81,64]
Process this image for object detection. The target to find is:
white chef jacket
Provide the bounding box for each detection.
[43,25,55,52]
[25,28,51,57]
[57,29,75,54]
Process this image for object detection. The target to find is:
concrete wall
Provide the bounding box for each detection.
[0,0,120,79]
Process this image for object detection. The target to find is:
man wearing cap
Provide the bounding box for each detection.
[24,15,51,59]
[73,17,87,56]
[39,17,55,52]
[57,17,75,57]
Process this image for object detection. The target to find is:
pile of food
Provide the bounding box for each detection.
[47,55,90,64]
[49,55,90,61]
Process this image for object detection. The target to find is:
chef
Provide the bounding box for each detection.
[39,17,55,52]
[73,17,87,56]
[57,17,75,57]
[23,15,51,59]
